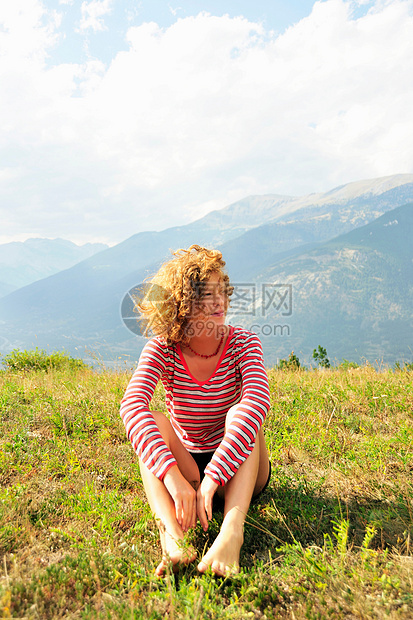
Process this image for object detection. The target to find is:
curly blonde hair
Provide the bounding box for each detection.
[137,245,233,345]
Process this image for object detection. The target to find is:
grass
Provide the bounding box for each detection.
[0,358,412,618]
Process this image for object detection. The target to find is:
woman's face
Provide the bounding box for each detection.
[190,272,228,336]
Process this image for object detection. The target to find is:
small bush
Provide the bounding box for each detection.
[1,348,88,372]
[277,351,301,371]
[338,359,360,370]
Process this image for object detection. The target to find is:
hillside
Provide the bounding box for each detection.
[222,174,413,279]
[239,204,413,365]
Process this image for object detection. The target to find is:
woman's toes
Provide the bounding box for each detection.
[197,559,209,573]
[155,558,169,577]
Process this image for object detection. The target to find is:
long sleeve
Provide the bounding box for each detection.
[204,332,270,485]
[119,339,177,480]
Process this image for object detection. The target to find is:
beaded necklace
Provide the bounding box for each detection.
[186,333,224,359]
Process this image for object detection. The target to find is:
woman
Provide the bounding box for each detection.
[120,245,271,577]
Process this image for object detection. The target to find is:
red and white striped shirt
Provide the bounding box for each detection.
[120,326,270,486]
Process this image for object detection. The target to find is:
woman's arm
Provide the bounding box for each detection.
[120,339,178,480]
[204,332,270,486]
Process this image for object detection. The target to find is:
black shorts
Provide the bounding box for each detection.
[189,451,272,499]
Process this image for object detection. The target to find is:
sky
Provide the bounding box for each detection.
[1,0,413,245]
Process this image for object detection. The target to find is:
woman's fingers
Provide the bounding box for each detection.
[182,497,192,532]
[192,494,197,529]
[176,489,197,532]
[164,466,197,532]
[197,491,209,531]
[197,475,219,531]
[175,498,183,527]
[205,493,213,522]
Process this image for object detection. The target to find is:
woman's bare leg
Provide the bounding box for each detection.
[139,412,200,576]
[198,411,270,576]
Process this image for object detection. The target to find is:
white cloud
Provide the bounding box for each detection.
[168,5,183,17]
[79,0,113,32]
[1,0,413,244]
[0,0,59,61]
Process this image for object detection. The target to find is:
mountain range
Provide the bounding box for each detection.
[0,174,412,367]
[0,238,108,298]
[227,203,413,365]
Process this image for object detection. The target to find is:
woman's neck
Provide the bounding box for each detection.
[184,325,228,357]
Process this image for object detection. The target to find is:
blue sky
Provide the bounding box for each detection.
[1,0,412,244]
[43,0,319,66]
[41,1,375,67]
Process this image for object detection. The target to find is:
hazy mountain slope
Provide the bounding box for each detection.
[187,194,297,243]
[0,238,108,296]
[222,175,413,280]
[3,172,407,298]
[0,190,321,325]
[0,280,15,298]
[0,193,298,301]
[0,225,248,360]
[269,174,413,217]
[0,194,304,359]
[243,204,413,366]
[3,174,412,297]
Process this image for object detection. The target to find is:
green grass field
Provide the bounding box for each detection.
[0,354,412,618]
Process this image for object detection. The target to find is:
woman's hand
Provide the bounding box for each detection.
[197,475,219,531]
[163,466,197,532]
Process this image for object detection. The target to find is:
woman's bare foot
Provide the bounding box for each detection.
[155,527,197,577]
[197,521,244,577]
